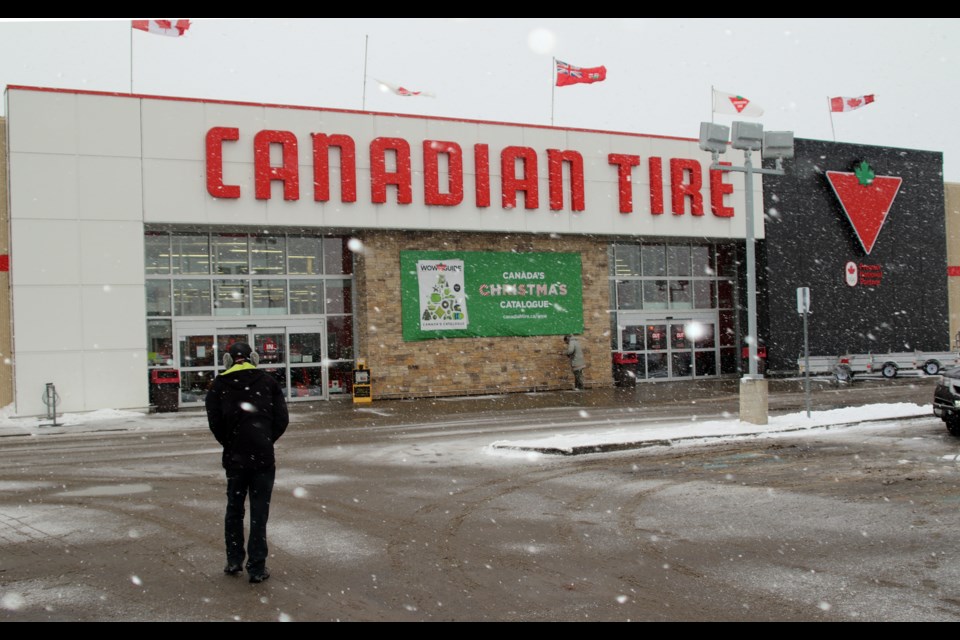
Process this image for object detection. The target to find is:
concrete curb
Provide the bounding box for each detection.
[491,411,934,456]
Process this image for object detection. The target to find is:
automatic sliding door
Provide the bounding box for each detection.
[176,321,336,405]
[289,330,326,399]
[178,331,216,406]
[618,314,719,382]
[253,330,287,399]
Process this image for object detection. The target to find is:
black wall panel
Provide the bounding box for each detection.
[760,138,947,373]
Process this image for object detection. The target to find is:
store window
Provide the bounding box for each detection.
[145,230,356,403]
[251,235,286,275]
[325,279,353,315]
[252,279,287,315]
[171,234,210,275]
[288,236,323,275]
[609,240,740,380]
[147,320,173,367]
[174,281,212,316]
[324,237,353,275]
[214,235,249,275]
[146,280,171,317]
[289,280,324,315]
[214,280,248,316]
[145,233,171,275]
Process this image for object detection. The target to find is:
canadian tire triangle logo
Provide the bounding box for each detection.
[826,161,902,255]
[730,96,750,113]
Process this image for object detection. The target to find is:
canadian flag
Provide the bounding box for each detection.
[375,79,435,98]
[830,95,875,112]
[131,19,192,37]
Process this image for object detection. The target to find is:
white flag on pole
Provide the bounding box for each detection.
[712,88,764,117]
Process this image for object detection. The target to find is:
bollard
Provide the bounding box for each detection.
[41,382,60,427]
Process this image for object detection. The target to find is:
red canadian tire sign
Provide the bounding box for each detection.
[826,161,902,255]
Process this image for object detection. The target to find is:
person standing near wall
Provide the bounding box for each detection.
[205,342,289,584]
[563,334,586,390]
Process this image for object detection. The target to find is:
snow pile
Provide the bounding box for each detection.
[489,403,931,454]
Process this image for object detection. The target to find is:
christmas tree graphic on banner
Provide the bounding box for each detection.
[417,259,469,330]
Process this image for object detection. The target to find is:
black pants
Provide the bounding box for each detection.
[573,368,585,390]
[224,466,276,573]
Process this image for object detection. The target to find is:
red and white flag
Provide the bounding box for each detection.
[712,88,764,117]
[830,95,875,112]
[131,19,192,37]
[555,60,607,87]
[375,79,435,98]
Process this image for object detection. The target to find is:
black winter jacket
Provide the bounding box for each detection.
[205,365,289,470]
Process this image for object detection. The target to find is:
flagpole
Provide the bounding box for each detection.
[710,85,715,124]
[828,96,836,142]
[362,35,369,111]
[550,57,555,126]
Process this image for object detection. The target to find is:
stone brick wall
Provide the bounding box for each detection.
[947,182,960,348]
[353,231,612,399]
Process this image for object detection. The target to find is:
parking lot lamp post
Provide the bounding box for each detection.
[698,122,794,423]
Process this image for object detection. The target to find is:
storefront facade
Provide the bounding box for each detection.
[3,85,764,415]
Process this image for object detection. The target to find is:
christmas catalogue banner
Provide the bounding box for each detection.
[400,251,584,341]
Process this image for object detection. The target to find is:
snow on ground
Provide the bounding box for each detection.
[487,403,932,454]
[0,401,934,456]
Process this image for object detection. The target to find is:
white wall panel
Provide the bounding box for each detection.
[517,126,568,155]
[371,112,430,142]
[79,221,146,285]
[423,119,481,148]
[81,350,150,410]
[75,94,141,157]
[141,99,206,160]
[12,285,83,351]
[77,156,143,221]
[7,90,78,155]
[9,153,79,220]
[80,285,146,350]
[262,105,326,136]
[10,220,80,286]
[13,351,85,416]
[142,159,225,225]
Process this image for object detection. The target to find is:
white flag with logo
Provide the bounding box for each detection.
[712,89,764,117]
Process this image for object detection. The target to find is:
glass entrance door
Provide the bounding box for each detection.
[618,313,718,381]
[289,330,326,399]
[217,328,289,401]
[177,330,217,405]
[175,321,330,407]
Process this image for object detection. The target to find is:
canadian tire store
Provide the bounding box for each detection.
[1,85,948,416]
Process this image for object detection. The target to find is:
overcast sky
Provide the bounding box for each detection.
[1,18,958,182]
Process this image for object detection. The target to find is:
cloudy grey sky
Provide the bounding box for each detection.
[2,18,958,181]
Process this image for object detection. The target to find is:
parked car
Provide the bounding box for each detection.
[932,367,960,436]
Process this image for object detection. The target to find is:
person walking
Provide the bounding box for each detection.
[205,342,289,584]
[563,334,586,390]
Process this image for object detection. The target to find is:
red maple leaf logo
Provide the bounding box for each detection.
[826,166,902,255]
[846,97,863,109]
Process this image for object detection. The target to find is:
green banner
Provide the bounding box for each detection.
[401,251,584,341]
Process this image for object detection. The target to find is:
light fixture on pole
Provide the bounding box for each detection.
[699,121,794,424]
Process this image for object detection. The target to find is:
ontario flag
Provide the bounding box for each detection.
[555,60,607,87]
[830,94,875,113]
[131,19,192,37]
